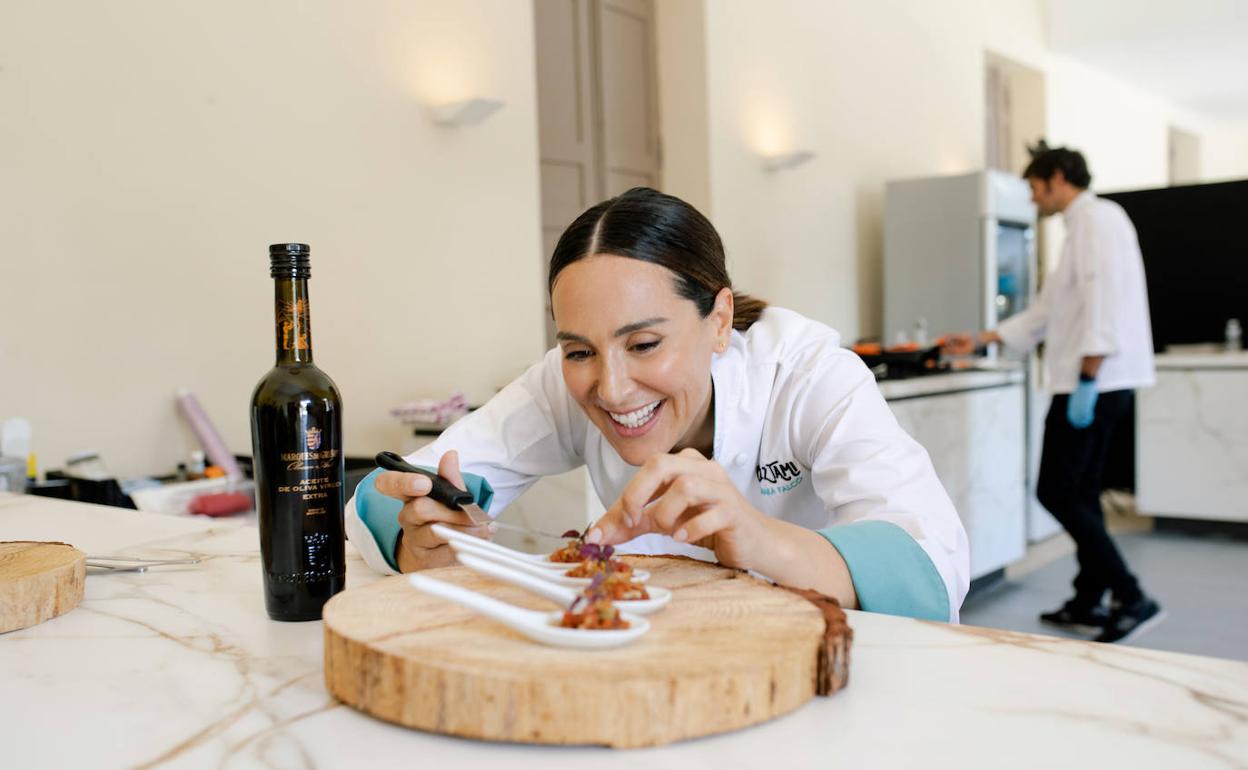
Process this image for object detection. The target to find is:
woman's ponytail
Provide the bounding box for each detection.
[730,292,768,331]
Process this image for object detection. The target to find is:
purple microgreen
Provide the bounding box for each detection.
[576,542,615,562]
[561,529,582,540]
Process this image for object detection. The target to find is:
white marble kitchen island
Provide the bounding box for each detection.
[1137,349,1248,522]
[2,493,1246,769]
[880,367,1029,580]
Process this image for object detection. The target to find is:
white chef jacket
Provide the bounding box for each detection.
[346,307,970,621]
[997,191,1155,393]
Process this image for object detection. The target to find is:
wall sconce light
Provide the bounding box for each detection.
[429,98,504,127]
[761,150,815,173]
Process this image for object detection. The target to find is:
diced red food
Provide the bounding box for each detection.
[549,541,584,563]
[601,570,649,601]
[567,558,633,579]
[560,595,630,630]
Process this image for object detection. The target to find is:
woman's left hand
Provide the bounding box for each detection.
[586,448,774,570]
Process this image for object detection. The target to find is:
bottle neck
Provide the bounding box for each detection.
[273,278,314,365]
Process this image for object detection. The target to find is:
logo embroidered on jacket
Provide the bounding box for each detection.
[756,460,804,496]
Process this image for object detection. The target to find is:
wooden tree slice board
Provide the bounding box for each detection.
[324,556,834,748]
[0,541,87,634]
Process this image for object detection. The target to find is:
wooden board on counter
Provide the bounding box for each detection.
[0,541,86,634]
[324,556,840,748]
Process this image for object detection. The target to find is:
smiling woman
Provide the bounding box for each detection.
[345,188,970,621]
[552,260,721,465]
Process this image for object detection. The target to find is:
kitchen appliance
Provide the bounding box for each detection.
[883,170,1056,544]
[883,170,1037,342]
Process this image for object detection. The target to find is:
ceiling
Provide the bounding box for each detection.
[1046,0,1248,120]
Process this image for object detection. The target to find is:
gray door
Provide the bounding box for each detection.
[534,0,661,347]
[597,0,661,195]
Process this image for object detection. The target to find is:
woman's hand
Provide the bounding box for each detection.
[587,448,859,606]
[372,450,490,572]
[586,448,774,570]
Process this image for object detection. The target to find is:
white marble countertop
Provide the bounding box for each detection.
[3,493,1247,769]
[876,365,1025,401]
[1156,347,1248,370]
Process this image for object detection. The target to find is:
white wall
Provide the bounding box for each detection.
[703,0,1040,341]
[1047,58,1171,192]
[1200,121,1248,182]
[0,1,545,477]
[3,0,1244,481]
[1039,56,1248,272]
[655,0,711,216]
[1037,55,1173,274]
[699,0,1247,341]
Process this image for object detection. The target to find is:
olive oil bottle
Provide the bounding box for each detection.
[250,243,345,620]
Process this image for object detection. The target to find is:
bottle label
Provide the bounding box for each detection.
[276,448,341,515]
[271,424,342,515]
[279,298,310,351]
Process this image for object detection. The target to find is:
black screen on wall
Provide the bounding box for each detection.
[1102,179,1248,352]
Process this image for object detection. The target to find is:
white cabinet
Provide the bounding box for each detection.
[1137,354,1248,522]
[887,381,1027,579]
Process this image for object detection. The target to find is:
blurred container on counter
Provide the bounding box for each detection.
[1225,318,1242,352]
[0,455,25,494]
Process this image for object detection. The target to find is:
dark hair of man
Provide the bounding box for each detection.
[1022,141,1092,189]
[548,187,767,331]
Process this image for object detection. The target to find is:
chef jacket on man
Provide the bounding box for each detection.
[347,307,970,622]
[996,191,1155,393]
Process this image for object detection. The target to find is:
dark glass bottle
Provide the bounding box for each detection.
[250,243,346,621]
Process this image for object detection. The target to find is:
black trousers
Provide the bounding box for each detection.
[1036,389,1142,606]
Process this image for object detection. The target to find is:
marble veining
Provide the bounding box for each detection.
[1137,367,1248,521]
[3,494,1247,769]
[889,383,1027,578]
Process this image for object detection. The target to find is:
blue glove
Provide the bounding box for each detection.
[1067,379,1098,429]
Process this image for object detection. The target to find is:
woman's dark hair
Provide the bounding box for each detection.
[547,187,767,331]
[1023,140,1092,189]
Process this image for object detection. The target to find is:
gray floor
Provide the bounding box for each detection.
[960,528,1248,661]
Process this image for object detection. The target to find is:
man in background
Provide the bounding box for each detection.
[947,143,1162,643]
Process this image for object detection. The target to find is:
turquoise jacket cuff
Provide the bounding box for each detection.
[817,520,950,621]
[353,466,496,571]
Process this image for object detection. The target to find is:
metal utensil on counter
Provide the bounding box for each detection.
[374,451,567,540]
[86,555,201,573]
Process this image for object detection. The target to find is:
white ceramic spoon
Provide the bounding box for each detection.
[447,538,650,586]
[455,552,671,616]
[431,523,574,569]
[408,573,648,649]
